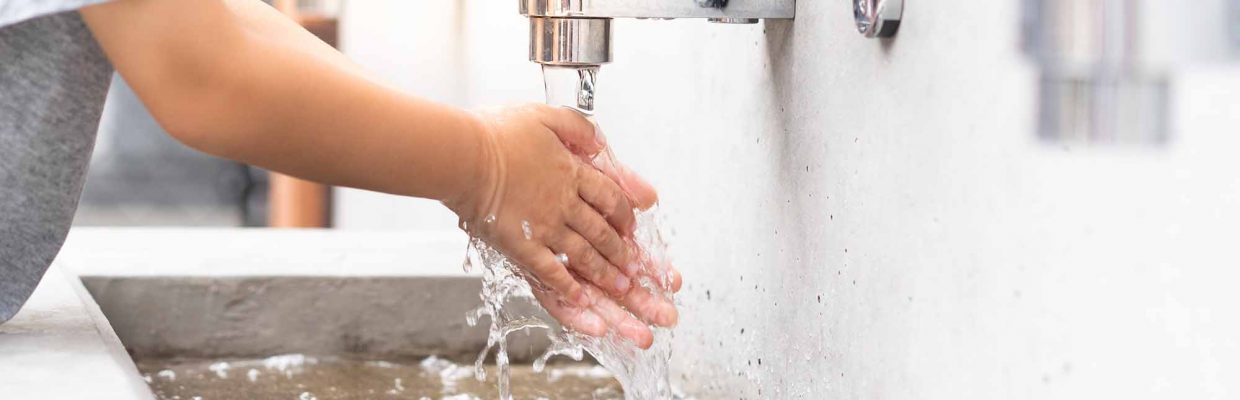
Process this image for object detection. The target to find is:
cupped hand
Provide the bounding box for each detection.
[446,104,638,308]
[533,253,682,349]
[448,103,684,348]
[537,107,687,349]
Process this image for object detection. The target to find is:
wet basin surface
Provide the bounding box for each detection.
[137,354,623,400]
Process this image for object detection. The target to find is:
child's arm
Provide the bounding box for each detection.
[82,0,487,206]
[80,0,676,345]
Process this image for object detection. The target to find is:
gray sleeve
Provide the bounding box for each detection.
[0,0,110,28]
[0,12,113,323]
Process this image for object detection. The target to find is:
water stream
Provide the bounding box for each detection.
[461,65,679,400]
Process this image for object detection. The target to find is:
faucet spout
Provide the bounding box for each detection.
[528,17,612,66]
[519,0,794,19]
[521,0,794,67]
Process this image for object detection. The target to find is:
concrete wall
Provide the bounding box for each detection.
[335,1,1240,398]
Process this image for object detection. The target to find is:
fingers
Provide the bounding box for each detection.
[567,203,633,274]
[616,163,658,210]
[526,248,589,307]
[537,103,657,211]
[641,257,683,293]
[551,232,631,298]
[540,105,604,156]
[577,167,637,235]
[592,153,658,210]
[667,265,683,293]
[657,258,683,293]
[582,284,655,349]
[618,281,679,328]
[533,280,655,349]
[620,249,680,326]
[531,287,607,337]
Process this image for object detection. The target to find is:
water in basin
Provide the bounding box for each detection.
[137,354,623,400]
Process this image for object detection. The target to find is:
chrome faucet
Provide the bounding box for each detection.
[520,0,797,66]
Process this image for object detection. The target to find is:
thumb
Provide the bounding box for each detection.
[593,151,658,211]
[541,105,605,156]
[617,163,658,210]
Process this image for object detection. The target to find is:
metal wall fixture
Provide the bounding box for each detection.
[1024,0,1238,145]
[528,17,613,66]
[854,0,904,38]
[520,0,796,66]
[1023,0,1169,144]
[1232,0,1240,55]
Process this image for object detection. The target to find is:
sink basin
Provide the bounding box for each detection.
[82,275,619,399]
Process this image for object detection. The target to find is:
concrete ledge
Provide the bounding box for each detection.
[0,265,153,399]
[83,275,552,363]
[1,228,485,399]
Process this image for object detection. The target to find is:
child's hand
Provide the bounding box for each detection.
[539,112,686,348]
[448,103,683,347]
[447,104,638,307]
[473,104,686,348]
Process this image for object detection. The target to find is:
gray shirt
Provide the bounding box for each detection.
[0,7,113,322]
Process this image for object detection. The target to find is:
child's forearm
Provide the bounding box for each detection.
[81,0,485,204]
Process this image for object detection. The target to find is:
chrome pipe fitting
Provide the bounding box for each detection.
[528,17,613,66]
[520,0,794,67]
[520,0,795,19]
[854,0,904,38]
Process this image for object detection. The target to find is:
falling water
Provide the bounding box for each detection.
[460,65,678,400]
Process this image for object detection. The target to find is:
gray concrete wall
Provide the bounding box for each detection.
[334,1,1240,398]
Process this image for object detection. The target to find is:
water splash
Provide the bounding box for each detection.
[460,63,678,400]
[465,211,676,400]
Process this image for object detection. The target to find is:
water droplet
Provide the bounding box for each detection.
[521,220,533,240]
[462,242,479,273]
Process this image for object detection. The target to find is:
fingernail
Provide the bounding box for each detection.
[614,275,631,293]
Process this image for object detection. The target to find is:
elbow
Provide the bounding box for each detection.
[143,68,253,159]
[158,109,212,152]
[157,104,232,156]
[127,39,256,158]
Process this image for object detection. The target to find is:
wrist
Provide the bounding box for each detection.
[442,111,504,230]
